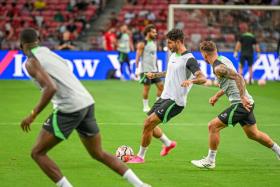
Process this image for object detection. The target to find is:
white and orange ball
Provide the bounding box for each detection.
[115,145,134,162]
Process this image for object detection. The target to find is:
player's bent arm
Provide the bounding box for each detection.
[214,64,246,97]
[214,89,225,99]
[191,70,207,85]
[26,58,57,118]
[145,71,166,79]
[135,42,144,68]
[153,71,166,78]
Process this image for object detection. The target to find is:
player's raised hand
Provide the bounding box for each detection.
[181,80,192,87]
[209,95,218,106]
[145,72,155,79]
[21,114,36,132]
[241,96,252,112]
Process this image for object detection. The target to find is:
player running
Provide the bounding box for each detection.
[19,28,151,187]
[191,41,280,169]
[135,24,164,112]
[128,29,207,164]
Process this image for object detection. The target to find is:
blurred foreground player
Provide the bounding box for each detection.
[19,28,151,187]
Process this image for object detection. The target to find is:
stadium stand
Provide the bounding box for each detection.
[0,0,98,50]
[0,0,279,51]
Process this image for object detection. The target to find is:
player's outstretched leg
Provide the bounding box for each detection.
[31,129,73,187]
[191,118,226,169]
[127,113,161,163]
[80,133,151,187]
[242,124,280,160]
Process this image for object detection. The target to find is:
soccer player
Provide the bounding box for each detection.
[233,24,260,84]
[127,29,207,163]
[117,24,134,80]
[135,24,164,112]
[19,28,151,187]
[191,41,280,169]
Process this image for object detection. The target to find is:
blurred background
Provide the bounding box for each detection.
[0,0,279,81]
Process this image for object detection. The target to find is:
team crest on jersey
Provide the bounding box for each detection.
[158,109,165,115]
[220,113,227,118]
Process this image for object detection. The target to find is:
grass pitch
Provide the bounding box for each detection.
[0,80,279,187]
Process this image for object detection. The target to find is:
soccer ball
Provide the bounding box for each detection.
[115,145,134,162]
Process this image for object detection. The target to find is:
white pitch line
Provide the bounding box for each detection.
[0,122,278,127]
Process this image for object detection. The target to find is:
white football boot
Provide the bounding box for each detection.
[191,157,216,169]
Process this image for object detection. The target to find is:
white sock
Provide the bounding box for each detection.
[137,146,148,159]
[56,177,73,187]
[123,169,144,187]
[271,143,280,155]
[143,99,149,108]
[156,97,160,100]
[159,134,172,147]
[207,149,217,163]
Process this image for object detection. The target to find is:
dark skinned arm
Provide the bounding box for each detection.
[21,57,57,132]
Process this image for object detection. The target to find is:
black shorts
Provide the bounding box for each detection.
[43,105,100,140]
[147,98,184,124]
[139,73,162,85]
[240,55,254,67]
[218,103,256,127]
[118,51,129,63]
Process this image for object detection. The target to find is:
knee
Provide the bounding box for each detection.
[208,121,217,133]
[31,147,44,160]
[143,118,155,133]
[91,150,105,161]
[246,131,259,140]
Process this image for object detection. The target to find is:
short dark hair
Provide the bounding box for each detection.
[20,28,39,44]
[199,41,217,54]
[143,24,156,36]
[166,29,184,42]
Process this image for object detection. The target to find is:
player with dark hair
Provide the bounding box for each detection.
[191,41,280,169]
[135,24,164,112]
[234,25,261,84]
[128,29,207,163]
[19,28,151,187]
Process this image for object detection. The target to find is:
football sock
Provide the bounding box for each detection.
[137,146,148,159]
[207,149,217,163]
[56,177,73,187]
[159,134,172,147]
[123,169,144,187]
[143,99,149,108]
[271,143,280,155]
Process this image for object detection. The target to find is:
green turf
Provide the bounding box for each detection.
[0,80,279,187]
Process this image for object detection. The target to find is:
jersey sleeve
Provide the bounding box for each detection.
[186,58,200,74]
[212,60,223,73]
